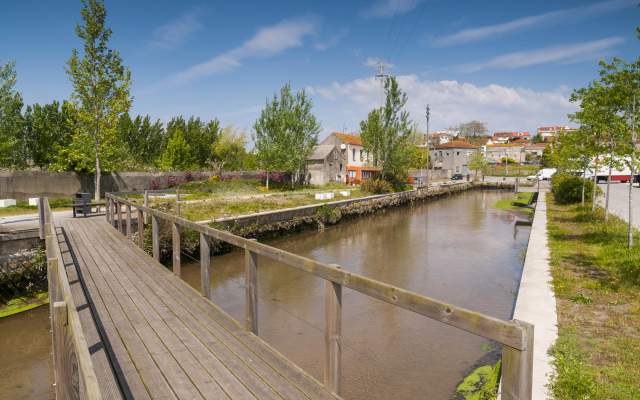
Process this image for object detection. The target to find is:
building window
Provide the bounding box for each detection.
[352,148,356,161]
[360,149,363,161]
[339,163,343,172]
[348,170,356,178]
[456,151,460,156]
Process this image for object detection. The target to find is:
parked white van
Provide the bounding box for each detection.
[527,168,557,181]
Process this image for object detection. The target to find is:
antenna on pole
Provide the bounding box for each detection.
[425,104,431,189]
[375,62,389,107]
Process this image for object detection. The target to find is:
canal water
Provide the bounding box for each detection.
[180,189,531,400]
[0,305,53,400]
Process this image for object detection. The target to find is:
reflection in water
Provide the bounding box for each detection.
[0,306,53,400]
[181,190,531,400]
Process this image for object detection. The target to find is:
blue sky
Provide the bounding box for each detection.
[2,0,639,139]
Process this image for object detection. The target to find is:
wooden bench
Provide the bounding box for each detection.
[72,202,106,218]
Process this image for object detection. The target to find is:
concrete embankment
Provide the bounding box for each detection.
[508,190,557,399]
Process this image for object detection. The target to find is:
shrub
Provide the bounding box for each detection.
[552,173,595,205]
[501,157,517,164]
[361,179,393,194]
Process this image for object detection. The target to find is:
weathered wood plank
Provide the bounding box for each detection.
[244,249,258,335]
[126,204,132,237]
[138,209,145,249]
[172,222,181,277]
[152,215,160,262]
[200,233,211,300]
[324,280,341,396]
[501,320,534,400]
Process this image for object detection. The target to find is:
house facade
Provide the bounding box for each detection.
[536,126,575,141]
[484,144,526,163]
[429,141,478,176]
[307,132,380,184]
[491,131,530,144]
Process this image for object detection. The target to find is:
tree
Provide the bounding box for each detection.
[159,127,197,170]
[23,101,75,169]
[457,120,488,137]
[67,0,132,200]
[119,113,165,166]
[164,116,220,168]
[468,151,488,179]
[360,76,413,184]
[254,83,320,188]
[0,61,25,168]
[211,126,248,172]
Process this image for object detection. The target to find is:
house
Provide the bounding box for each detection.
[308,132,380,184]
[536,126,575,141]
[307,145,342,185]
[429,140,478,176]
[492,131,530,144]
[484,144,526,163]
[524,143,547,157]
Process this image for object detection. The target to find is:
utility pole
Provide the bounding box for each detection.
[374,62,389,168]
[425,104,431,189]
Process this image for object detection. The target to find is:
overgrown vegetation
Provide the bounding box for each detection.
[456,361,501,400]
[551,173,596,205]
[0,249,47,306]
[361,178,394,194]
[547,197,640,399]
[492,192,534,213]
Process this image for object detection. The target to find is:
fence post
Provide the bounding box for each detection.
[200,233,211,299]
[105,197,111,223]
[38,197,45,240]
[244,245,258,335]
[172,222,181,276]
[501,320,534,400]
[324,269,342,396]
[52,300,68,400]
[176,188,181,217]
[137,209,144,249]
[144,190,149,224]
[126,204,132,237]
[152,215,160,262]
[116,202,124,234]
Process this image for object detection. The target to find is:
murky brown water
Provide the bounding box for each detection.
[0,305,53,400]
[180,190,531,400]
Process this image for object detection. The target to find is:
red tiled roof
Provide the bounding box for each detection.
[334,132,362,146]
[435,140,478,149]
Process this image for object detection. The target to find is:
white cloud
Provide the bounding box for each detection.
[459,36,624,72]
[433,0,636,46]
[313,28,349,51]
[364,57,395,70]
[360,0,424,18]
[310,75,577,134]
[151,8,203,49]
[161,16,318,86]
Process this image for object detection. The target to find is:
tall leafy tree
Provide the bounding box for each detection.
[23,101,76,169]
[159,127,197,171]
[0,61,25,168]
[118,113,165,166]
[360,76,413,183]
[67,0,132,200]
[254,83,320,188]
[211,126,248,172]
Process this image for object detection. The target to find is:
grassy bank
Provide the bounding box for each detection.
[485,164,539,177]
[547,197,640,399]
[492,192,534,214]
[0,198,72,217]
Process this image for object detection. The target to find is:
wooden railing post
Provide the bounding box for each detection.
[176,188,181,217]
[152,215,160,262]
[324,270,342,396]
[501,320,534,400]
[38,196,45,239]
[144,190,149,224]
[126,204,132,237]
[52,300,68,400]
[105,197,110,223]
[137,208,145,249]
[200,233,211,299]
[117,202,124,234]
[172,222,181,276]
[244,245,258,335]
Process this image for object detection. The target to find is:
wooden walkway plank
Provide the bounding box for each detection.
[67,225,210,400]
[72,220,254,400]
[89,218,309,400]
[56,226,125,400]
[91,218,338,400]
[64,222,182,400]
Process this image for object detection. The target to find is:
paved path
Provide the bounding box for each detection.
[510,190,557,400]
[57,216,339,399]
[598,182,640,229]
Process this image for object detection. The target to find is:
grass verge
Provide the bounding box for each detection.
[492,192,534,214]
[547,196,640,399]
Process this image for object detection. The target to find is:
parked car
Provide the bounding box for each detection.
[527,168,557,181]
[451,174,464,181]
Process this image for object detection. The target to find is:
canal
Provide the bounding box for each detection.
[181,189,531,399]
[0,189,530,400]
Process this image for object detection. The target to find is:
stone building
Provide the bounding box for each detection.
[430,141,478,177]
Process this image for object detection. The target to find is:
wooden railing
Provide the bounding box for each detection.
[106,192,534,399]
[39,197,102,400]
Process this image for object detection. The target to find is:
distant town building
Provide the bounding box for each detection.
[430,140,478,176]
[417,130,457,148]
[536,126,575,141]
[484,144,526,163]
[491,131,530,144]
[307,132,380,184]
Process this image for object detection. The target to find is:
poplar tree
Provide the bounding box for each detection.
[67,0,131,200]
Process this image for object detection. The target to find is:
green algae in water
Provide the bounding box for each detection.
[457,361,501,400]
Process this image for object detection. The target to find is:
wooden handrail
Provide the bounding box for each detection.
[106,191,534,399]
[40,198,102,400]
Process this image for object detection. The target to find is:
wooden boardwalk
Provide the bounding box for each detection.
[57,216,340,400]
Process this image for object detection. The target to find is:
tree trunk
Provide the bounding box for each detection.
[266,171,270,191]
[581,166,587,206]
[94,141,101,201]
[629,166,634,248]
[605,162,612,223]
[591,174,597,212]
